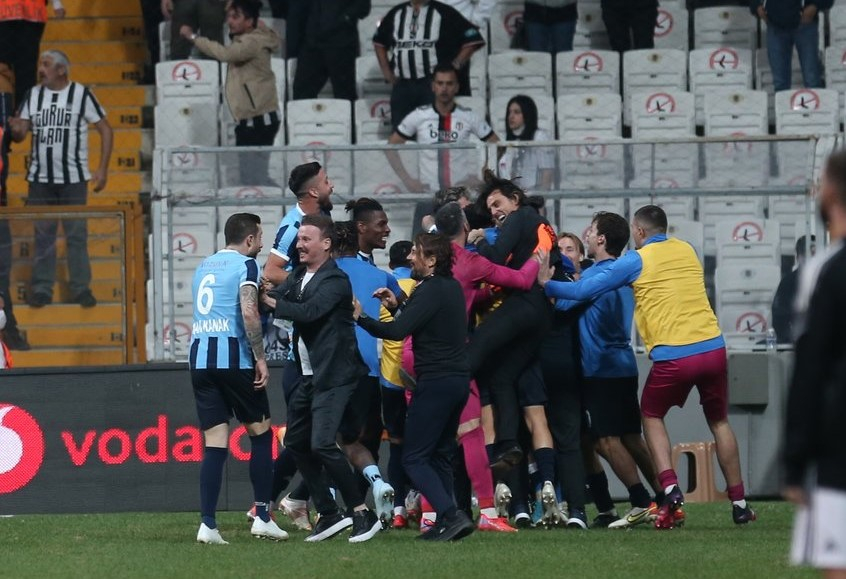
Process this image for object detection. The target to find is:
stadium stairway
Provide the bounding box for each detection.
[7,0,150,367]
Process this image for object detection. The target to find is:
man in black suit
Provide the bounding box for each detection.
[262,213,381,544]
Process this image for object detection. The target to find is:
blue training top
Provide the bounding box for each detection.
[336,256,402,377]
[555,258,637,378]
[190,249,259,370]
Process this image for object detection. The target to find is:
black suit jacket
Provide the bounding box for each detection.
[271,259,367,390]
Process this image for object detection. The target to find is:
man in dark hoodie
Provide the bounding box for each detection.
[750,0,832,92]
[181,0,281,185]
[293,0,370,101]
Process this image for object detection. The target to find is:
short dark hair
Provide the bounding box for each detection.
[224,212,261,245]
[333,220,358,256]
[592,211,630,257]
[389,240,412,269]
[345,197,384,223]
[432,186,470,215]
[228,0,262,26]
[288,162,321,198]
[825,149,846,208]
[633,205,668,234]
[414,232,453,277]
[432,62,459,80]
[301,213,334,244]
[476,169,527,216]
[434,202,466,238]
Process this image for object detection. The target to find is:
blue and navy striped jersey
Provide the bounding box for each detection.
[271,205,305,271]
[189,249,259,370]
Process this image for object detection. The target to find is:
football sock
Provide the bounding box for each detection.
[658,469,679,495]
[628,483,652,509]
[727,482,746,505]
[363,465,382,485]
[387,443,407,507]
[533,447,556,485]
[249,430,273,522]
[271,448,297,503]
[586,471,615,513]
[200,446,227,529]
[459,427,494,508]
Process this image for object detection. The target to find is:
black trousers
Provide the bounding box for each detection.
[402,374,469,515]
[139,0,164,69]
[0,20,45,111]
[293,44,358,101]
[283,375,364,515]
[468,288,552,446]
[540,322,587,511]
[600,0,658,53]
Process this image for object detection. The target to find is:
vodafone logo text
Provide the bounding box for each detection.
[59,415,284,466]
[0,404,45,494]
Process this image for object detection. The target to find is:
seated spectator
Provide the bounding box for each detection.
[772,234,816,344]
[523,0,577,54]
[750,0,831,92]
[497,95,554,192]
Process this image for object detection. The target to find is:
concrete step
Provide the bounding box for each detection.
[95,85,155,107]
[9,149,145,174]
[71,62,145,85]
[10,347,126,367]
[41,41,147,64]
[44,17,144,42]
[6,172,148,197]
[11,235,126,260]
[18,324,126,348]
[51,0,142,18]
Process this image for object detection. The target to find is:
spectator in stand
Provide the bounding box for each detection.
[441,0,496,28]
[181,0,280,186]
[498,95,555,192]
[139,0,164,83]
[750,0,831,92]
[292,0,370,101]
[772,234,816,344]
[163,0,226,60]
[0,0,65,111]
[373,0,485,129]
[600,0,658,53]
[523,0,578,54]
[265,0,308,58]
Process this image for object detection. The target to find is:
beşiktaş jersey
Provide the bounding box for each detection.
[189,249,259,370]
[271,204,306,270]
[19,82,106,184]
[397,103,493,189]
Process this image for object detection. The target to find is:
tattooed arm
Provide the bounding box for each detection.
[240,284,269,389]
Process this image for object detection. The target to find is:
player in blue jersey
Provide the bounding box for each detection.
[190,212,288,544]
[553,212,663,529]
[262,213,382,543]
[333,221,398,524]
[263,161,334,285]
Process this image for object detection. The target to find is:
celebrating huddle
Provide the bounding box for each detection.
[186,162,756,545]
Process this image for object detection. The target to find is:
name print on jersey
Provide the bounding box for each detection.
[34,104,73,145]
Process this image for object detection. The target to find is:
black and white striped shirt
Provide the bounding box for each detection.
[20,82,106,185]
[373,0,484,81]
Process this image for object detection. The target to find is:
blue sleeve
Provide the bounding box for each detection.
[272,220,299,261]
[545,251,642,301]
[244,259,259,285]
[554,297,581,311]
[386,272,402,296]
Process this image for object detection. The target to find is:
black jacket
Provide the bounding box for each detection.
[304,0,370,48]
[784,243,846,491]
[271,259,368,389]
[750,0,833,30]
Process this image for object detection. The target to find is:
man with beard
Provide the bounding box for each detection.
[263,162,334,285]
[189,213,287,544]
[262,213,381,544]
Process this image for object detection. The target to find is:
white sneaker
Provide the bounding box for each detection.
[197,523,228,545]
[540,481,565,526]
[280,494,313,531]
[495,482,512,518]
[607,504,658,529]
[372,479,395,524]
[251,517,289,541]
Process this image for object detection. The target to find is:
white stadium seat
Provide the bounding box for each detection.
[488,51,554,98]
[573,2,611,50]
[714,263,781,347]
[622,49,687,125]
[689,47,753,125]
[715,218,780,266]
[354,97,393,144]
[693,6,757,50]
[557,92,622,138]
[490,1,524,53]
[653,5,689,51]
[556,49,620,97]
[824,46,846,128]
[356,55,392,98]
